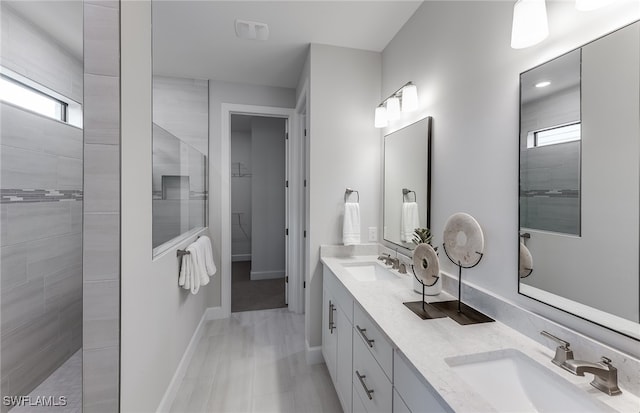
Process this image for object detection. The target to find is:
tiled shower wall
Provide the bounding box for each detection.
[83,1,121,411]
[0,4,83,408]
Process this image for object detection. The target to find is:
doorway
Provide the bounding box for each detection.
[230,114,287,312]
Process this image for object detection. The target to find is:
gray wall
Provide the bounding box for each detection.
[250,116,286,279]
[83,0,121,411]
[0,4,83,406]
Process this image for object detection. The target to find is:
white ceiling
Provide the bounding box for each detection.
[152,1,423,88]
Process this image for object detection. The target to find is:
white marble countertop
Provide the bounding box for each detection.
[321,253,640,413]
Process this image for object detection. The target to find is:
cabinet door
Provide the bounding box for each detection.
[322,287,338,381]
[335,305,353,412]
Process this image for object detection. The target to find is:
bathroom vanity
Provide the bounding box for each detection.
[320,246,640,413]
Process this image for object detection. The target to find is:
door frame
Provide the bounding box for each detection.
[221,103,302,315]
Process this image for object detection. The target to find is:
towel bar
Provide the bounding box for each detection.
[403,188,416,202]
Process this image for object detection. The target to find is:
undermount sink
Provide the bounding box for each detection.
[341,261,399,282]
[445,349,615,413]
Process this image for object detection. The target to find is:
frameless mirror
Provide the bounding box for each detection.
[383,117,432,249]
[518,22,640,340]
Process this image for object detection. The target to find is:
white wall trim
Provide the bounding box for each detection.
[232,254,251,262]
[306,341,324,365]
[221,103,297,318]
[204,306,226,321]
[156,309,208,413]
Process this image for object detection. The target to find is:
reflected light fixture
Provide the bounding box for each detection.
[510,0,549,49]
[535,81,551,88]
[374,81,419,128]
[575,0,615,10]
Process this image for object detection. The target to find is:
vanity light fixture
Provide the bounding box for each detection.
[535,81,551,88]
[374,81,419,128]
[510,0,549,49]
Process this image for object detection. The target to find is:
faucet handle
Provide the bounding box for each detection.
[540,331,574,366]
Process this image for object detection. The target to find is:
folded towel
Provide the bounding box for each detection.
[197,236,217,276]
[343,202,361,246]
[401,202,420,242]
[179,253,190,288]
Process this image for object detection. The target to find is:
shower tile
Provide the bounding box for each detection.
[85,0,119,8]
[4,203,72,245]
[83,280,119,346]
[57,157,83,190]
[83,213,119,281]
[0,243,28,290]
[83,346,119,411]
[44,264,82,313]
[70,201,83,234]
[1,205,7,246]
[1,310,58,374]
[84,74,119,145]
[0,277,45,333]
[84,144,120,213]
[41,117,84,160]
[84,3,120,77]
[0,104,43,153]
[27,233,82,281]
[83,319,119,350]
[0,146,57,189]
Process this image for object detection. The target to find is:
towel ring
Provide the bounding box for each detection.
[402,188,416,203]
[345,188,359,203]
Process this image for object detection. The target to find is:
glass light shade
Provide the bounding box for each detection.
[401,84,418,112]
[386,96,401,120]
[575,0,614,10]
[374,105,388,128]
[510,0,549,49]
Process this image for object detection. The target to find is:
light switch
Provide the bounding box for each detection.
[368,227,377,242]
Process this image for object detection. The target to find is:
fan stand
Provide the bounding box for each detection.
[402,265,447,320]
[429,243,494,325]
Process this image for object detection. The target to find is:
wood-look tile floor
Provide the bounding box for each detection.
[169,308,342,413]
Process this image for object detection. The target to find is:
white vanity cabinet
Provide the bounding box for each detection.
[322,267,353,413]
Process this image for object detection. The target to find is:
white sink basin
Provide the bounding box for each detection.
[445,349,615,413]
[342,261,399,282]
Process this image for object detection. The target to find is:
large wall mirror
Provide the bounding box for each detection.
[518,22,640,340]
[383,117,432,249]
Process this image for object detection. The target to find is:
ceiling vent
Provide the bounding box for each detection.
[235,19,269,41]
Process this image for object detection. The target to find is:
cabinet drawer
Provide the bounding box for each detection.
[393,351,452,413]
[353,384,368,413]
[353,333,392,413]
[354,304,393,379]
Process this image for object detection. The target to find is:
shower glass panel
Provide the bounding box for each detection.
[0,1,83,410]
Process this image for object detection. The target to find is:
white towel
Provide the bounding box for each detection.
[197,236,217,276]
[343,202,361,246]
[192,242,210,287]
[186,243,200,294]
[401,202,420,242]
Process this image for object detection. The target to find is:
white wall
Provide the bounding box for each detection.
[250,116,286,279]
[381,0,640,353]
[120,3,209,411]
[209,81,296,307]
[306,44,381,348]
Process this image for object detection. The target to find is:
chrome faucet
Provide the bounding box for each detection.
[377,253,392,265]
[562,357,622,396]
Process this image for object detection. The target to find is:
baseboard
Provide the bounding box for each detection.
[232,254,251,262]
[156,306,227,412]
[306,341,324,365]
[250,270,285,280]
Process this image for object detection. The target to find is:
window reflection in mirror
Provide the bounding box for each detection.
[518,22,640,340]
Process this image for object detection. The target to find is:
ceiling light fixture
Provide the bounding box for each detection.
[510,0,549,49]
[374,81,419,128]
[235,19,269,41]
[535,81,551,88]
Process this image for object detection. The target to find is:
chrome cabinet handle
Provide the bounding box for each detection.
[329,301,336,333]
[355,370,374,400]
[356,325,375,348]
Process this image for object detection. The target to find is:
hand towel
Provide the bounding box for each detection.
[343,202,361,246]
[179,253,190,288]
[186,243,200,294]
[192,242,210,287]
[401,202,420,242]
[197,236,217,276]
